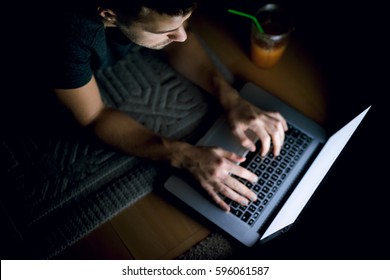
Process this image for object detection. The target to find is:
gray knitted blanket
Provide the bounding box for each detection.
[0,43,237,259]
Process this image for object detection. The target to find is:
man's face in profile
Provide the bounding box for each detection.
[118,8,192,50]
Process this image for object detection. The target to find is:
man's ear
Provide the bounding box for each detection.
[97,7,117,23]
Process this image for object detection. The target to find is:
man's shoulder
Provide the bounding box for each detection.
[55,11,103,43]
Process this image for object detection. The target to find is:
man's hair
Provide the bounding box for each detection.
[97,0,198,24]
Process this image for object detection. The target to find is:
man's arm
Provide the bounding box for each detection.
[55,76,182,161]
[163,31,288,156]
[54,75,258,211]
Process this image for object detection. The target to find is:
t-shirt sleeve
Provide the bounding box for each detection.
[47,14,105,90]
[50,42,93,89]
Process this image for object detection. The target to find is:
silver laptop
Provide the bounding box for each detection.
[164,82,370,246]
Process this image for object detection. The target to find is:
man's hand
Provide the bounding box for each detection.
[207,76,288,157]
[174,144,259,211]
[225,94,288,157]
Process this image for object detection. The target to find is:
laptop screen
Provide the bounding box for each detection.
[261,106,371,239]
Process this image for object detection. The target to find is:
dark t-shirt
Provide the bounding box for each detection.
[47,11,136,89]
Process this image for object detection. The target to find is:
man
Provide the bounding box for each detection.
[49,0,288,212]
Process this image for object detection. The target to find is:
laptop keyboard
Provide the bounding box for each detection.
[222,123,312,226]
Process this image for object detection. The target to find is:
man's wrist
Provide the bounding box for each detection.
[211,75,241,112]
[162,138,194,169]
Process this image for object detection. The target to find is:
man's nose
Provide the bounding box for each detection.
[168,26,187,42]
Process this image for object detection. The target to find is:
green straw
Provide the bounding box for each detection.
[228,9,264,33]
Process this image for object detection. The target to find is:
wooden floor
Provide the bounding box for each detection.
[55,12,328,260]
[55,192,211,260]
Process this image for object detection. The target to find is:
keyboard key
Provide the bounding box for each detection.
[262,186,270,193]
[241,211,251,222]
[253,200,261,206]
[292,129,301,138]
[231,209,243,218]
[258,179,265,186]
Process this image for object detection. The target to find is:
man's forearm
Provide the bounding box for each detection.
[89,107,191,167]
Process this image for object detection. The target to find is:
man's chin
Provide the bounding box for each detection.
[145,40,173,50]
